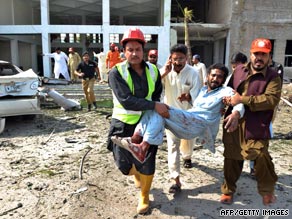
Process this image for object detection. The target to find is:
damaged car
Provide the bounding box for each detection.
[0,60,41,134]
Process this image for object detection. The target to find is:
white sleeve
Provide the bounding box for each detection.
[189,72,201,104]
[224,86,245,118]
[202,63,207,83]
[224,74,232,86]
[232,103,245,118]
[43,53,54,58]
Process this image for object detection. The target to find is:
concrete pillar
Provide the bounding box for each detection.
[10,39,19,66]
[41,0,52,78]
[31,44,37,73]
[273,40,286,66]
[81,15,87,52]
[81,34,86,53]
[158,0,171,65]
[213,41,220,64]
[225,30,231,67]
[102,0,110,51]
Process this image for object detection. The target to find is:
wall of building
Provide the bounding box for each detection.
[0,0,13,25]
[1,0,291,78]
[0,42,11,61]
[229,0,292,78]
[14,0,34,25]
[19,42,32,70]
[207,0,232,23]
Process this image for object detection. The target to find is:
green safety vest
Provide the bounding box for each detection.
[112,61,159,124]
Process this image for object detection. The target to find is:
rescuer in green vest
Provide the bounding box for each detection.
[107,27,169,214]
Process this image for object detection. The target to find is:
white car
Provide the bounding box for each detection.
[0,60,41,134]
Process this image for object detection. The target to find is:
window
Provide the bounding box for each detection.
[284,40,292,67]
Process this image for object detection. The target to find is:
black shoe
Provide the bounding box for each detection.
[93,101,97,109]
[169,184,181,194]
[183,159,192,168]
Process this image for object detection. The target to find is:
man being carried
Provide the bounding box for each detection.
[111,63,244,163]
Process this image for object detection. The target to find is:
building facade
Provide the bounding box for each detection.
[0,0,291,78]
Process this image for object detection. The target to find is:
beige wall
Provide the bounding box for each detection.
[14,0,34,25]
[0,42,11,61]
[229,0,292,68]
[19,42,32,70]
[0,0,13,25]
[0,0,34,25]
[207,0,232,23]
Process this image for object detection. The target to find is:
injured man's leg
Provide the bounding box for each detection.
[111,136,150,163]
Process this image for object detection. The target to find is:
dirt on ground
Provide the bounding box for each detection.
[0,84,292,219]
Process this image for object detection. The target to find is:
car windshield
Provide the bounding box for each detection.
[0,63,22,76]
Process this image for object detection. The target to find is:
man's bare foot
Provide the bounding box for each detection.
[111,136,130,147]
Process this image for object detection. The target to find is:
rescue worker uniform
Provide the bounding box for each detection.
[106,44,122,69]
[107,59,162,213]
[222,62,281,197]
[76,58,98,110]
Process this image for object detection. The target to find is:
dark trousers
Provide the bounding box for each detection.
[221,147,278,196]
[107,118,157,175]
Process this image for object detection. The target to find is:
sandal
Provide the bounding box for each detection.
[183,159,192,168]
[263,194,276,206]
[220,194,233,205]
[169,184,181,194]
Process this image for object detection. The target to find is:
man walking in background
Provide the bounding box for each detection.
[75,51,100,111]
[43,47,70,81]
[94,48,107,83]
[68,47,81,83]
[106,43,121,70]
[193,54,207,86]
[147,49,162,69]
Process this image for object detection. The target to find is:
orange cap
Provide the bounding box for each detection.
[250,38,271,53]
[148,49,158,57]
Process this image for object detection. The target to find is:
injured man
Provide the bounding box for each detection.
[111,63,244,163]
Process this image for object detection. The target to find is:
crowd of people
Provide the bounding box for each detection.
[43,27,284,215]
[106,28,283,215]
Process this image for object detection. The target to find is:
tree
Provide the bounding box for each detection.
[183,7,194,65]
[175,0,195,64]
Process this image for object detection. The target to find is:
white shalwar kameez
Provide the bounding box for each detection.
[45,52,70,81]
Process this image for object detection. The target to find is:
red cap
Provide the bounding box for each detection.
[148,49,158,57]
[120,28,146,45]
[250,38,272,53]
